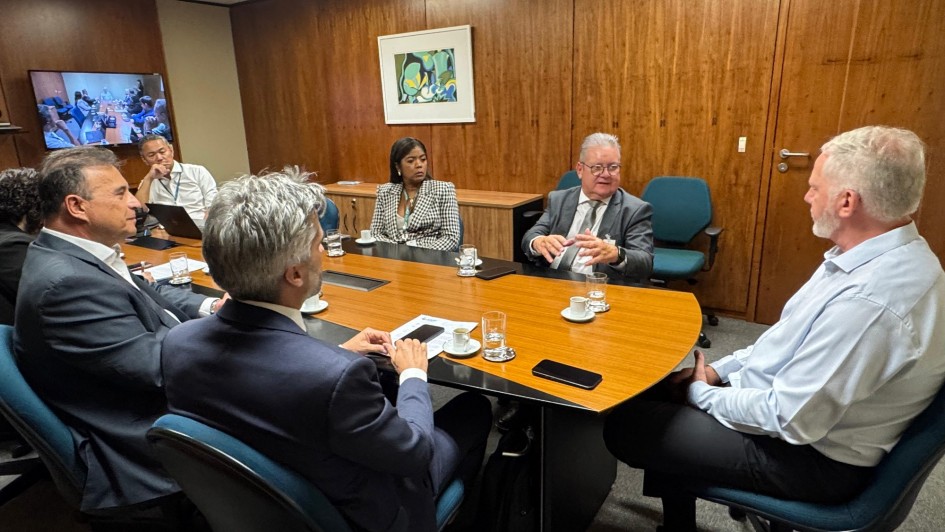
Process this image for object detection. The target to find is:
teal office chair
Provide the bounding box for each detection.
[319,197,339,232]
[149,414,465,532]
[688,381,945,531]
[523,169,585,222]
[641,177,722,348]
[0,325,183,529]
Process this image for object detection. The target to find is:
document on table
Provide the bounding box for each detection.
[391,314,478,359]
[133,259,208,282]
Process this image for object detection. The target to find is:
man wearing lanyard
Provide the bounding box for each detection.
[135,134,218,224]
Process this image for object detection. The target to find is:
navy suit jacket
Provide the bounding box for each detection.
[522,186,654,281]
[162,300,438,532]
[13,231,206,510]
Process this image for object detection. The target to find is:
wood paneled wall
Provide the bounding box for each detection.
[232,0,781,314]
[0,0,170,181]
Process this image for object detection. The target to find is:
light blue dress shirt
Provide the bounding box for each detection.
[689,222,945,466]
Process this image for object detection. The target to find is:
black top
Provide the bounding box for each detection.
[0,222,33,325]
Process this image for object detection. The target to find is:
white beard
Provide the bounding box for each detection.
[812,206,840,239]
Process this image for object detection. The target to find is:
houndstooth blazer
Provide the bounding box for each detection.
[370,179,461,251]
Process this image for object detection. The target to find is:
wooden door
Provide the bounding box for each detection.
[755,0,945,324]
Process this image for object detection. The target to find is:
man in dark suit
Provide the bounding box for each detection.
[0,167,42,325]
[522,132,653,282]
[13,147,222,511]
[162,168,492,532]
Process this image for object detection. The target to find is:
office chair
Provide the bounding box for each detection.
[456,214,465,250]
[0,325,182,529]
[523,169,585,221]
[319,197,339,232]
[641,177,722,348]
[148,414,465,532]
[688,381,945,531]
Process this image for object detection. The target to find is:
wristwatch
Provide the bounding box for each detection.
[611,246,626,265]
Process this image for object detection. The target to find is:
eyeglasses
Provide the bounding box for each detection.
[580,162,621,176]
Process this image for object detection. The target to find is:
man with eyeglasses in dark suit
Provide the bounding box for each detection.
[522,132,654,282]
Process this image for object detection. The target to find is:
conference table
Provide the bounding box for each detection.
[124,232,702,531]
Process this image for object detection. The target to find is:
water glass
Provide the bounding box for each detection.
[458,244,477,277]
[168,252,192,285]
[326,229,344,257]
[586,272,609,312]
[482,311,515,362]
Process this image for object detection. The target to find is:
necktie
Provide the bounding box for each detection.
[557,200,601,271]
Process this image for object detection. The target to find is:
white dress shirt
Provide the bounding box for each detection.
[530,191,613,274]
[689,222,945,466]
[148,161,218,222]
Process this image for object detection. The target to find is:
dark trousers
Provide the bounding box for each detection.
[430,391,493,495]
[602,384,874,531]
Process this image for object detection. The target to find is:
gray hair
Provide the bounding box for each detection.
[821,126,926,222]
[580,132,621,161]
[138,133,169,155]
[39,147,120,218]
[203,166,326,302]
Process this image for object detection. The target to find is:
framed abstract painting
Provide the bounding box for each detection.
[377,25,475,124]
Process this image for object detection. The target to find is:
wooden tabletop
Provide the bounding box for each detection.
[323,182,544,208]
[124,234,701,412]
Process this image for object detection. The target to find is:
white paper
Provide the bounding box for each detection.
[391,314,478,359]
[134,259,208,282]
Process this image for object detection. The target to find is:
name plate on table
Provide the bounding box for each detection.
[322,270,389,291]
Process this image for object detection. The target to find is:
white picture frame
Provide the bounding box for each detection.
[377,25,475,124]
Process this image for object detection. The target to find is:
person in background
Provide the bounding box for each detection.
[131,95,154,124]
[522,132,653,282]
[143,98,173,143]
[603,126,945,531]
[370,137,460,250]
[74,90,92,116]
[163,168,491,531]
[37,105,81,148]
[99,87,114,101]
[0,168,42,324]
[135,134,217,223]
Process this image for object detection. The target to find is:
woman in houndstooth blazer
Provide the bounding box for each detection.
[370,137,460,251]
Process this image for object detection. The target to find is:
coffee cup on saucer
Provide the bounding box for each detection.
[301,293,321,313]
[452,327,470,351]
[569,296,590,318]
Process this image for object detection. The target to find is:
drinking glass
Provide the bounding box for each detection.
[326,229,344,257]
[458,244,477,277]
[586,272,609,312]
[482,311,515,362]
[168,252,192,285]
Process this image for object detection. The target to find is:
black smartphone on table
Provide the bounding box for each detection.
[475,266,516,280]
[401,324,445,343]
[532,359,602,390]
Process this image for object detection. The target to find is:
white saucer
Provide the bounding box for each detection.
[442,339,481,358]
[454,258,484,267]
[301,300,329,314]
[355,237,376,245]
[561,307,595,323]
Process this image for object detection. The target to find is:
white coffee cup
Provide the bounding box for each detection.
[360,229,372,241]
[569,296,589,317]
[301,293,320,312]
[452,327,470,350]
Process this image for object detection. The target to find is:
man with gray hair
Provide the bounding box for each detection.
[161,168,492,532]
[14,146,222,512]
[522,132,653,281]
[604,126,945,531]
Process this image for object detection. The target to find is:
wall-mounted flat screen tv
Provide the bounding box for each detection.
[29,70,174,150]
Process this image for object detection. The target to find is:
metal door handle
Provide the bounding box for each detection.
[779,148,810,159]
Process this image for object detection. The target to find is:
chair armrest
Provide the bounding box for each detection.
[702,226,724,271]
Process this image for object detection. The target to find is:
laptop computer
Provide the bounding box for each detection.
[145,203,203,239]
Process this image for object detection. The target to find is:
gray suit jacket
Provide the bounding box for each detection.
[163,301,439,531]
[13,231,206,510]
[522,186,654,281]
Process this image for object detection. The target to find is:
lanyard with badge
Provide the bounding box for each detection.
[159,173,181,202]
